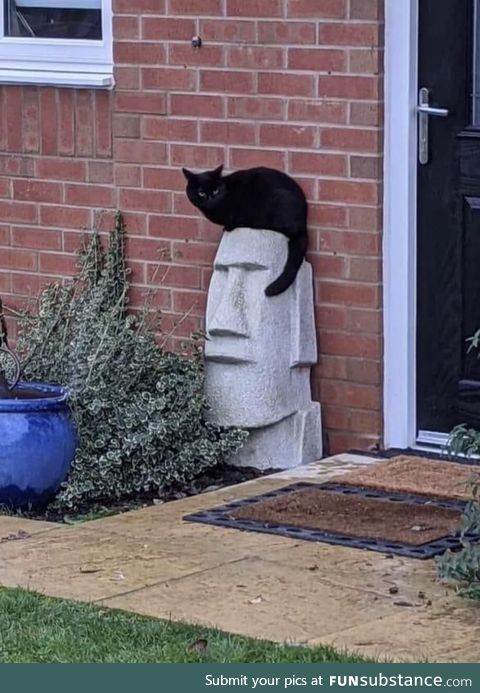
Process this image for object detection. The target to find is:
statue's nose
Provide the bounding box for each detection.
[208,268,250,338]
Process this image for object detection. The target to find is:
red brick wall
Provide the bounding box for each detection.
[0,0,384,454]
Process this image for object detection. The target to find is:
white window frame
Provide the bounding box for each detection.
[0,0,113,88]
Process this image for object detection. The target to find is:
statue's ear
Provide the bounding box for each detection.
[290,263,317,368]
[213,164,224,177]
[182,167,194,181]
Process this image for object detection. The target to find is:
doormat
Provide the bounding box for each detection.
[333,456,478,501]
[183,482,479,559]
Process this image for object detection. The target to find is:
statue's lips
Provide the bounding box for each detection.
[205,353,254,365]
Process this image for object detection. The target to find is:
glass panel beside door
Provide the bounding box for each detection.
[3,1,102,39]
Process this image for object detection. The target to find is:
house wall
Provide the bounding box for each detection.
[0,0,384,453]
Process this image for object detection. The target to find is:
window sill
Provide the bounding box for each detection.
[0,68,113,88]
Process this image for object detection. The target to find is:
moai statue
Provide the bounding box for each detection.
[204,227,322,470]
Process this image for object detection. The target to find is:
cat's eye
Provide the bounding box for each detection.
[198,190,207,198]
[212,188,220,196]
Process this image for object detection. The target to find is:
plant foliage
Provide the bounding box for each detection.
[436,331,480,598]
[3,213,246,510]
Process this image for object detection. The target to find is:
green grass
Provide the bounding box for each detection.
[0,587,366,663]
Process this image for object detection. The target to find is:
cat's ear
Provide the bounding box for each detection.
[182,167,194,181]
[213,164,224,178]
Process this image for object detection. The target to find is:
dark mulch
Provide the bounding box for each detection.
[2,464,271,525]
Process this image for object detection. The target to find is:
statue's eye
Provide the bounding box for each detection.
[198,190,207,198]
[212,188,220,196]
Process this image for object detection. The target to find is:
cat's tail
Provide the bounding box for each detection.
[265,233,308,297]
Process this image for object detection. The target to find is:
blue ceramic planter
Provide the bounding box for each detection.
[0,382,76,508]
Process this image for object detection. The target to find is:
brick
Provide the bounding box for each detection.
[171,143,225,168]
[347,306,382,332]
[321,127,380,152]
[321,379,380,409]
[257,72,316,97]
[95,91,112,158]
[258,21,316,45]
[227,96,285,120]
[319,23,381,47]
[143,117,198,141]
[200,70,255,94]
[319,230,380,255]
[290,152,347,176]
[142,67,196,91]
[226,0,283,17]
[172,241,218,265]
[88,161,114,184]
[309,254,346,279]
[146,263,201,289]
[0,247,37,271]
[13,180,62,203]
[229,148,286,170]
[143,167,186,191]
[288,49,347,72]
[170,93,225,118]
[319,281,380,308]
[115,164,141,187]
[35,158,86,182]
[350,156,381,179]
[114,66,140,90]
[308,204,347,228]
[349,206,382,231]
[149,215,201,240]
[288,0,346,18]
[40,205,91,229]
[349,48,383,74]
[114,42,166,65]
[74,90,94,157]
[114,140,168,164]
[347,358,381,385]
[119,188,172,214]
[65,184,114,208]
[5,88,23,152]
[319,179,379,204]
[57,89,75,155]
[113,114,141,139]
[172,289,207,316]
[201,121,256,146]
[126,237,171,262]
[260,123,316,148]
[113,15,140,40]
[0,201,37,223]
[0,177,10,198]
[22,87,40,154]
[11,226,62,251]
[0,225,9,244]
[115,91,167,115]
[350,101,383,126]
[39,252,76,276]
[168,44,224,68]
[288,99,347,124]
[116,211,147,234]
[350,0,384,21]
[40,89,57,156]
[318,75,379,99]
[113,0,165,12]
[142,17,195,40]
[170,0,221,14]
[227,47,284,70]
[200,19,255,43]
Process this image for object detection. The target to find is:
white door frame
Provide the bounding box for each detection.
[383,0,419,448]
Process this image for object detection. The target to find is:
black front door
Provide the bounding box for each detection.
[417,0,480,435]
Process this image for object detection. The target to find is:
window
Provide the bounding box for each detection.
[0,1,113,87]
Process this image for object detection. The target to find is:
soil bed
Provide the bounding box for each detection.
[1,464,268,525]
[230,487,463,545]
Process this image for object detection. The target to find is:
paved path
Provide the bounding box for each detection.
[0,454,478,662]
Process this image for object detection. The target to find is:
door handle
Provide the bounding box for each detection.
[418,88,450,164]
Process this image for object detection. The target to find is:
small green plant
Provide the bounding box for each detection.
[436,331,480,598]
[3,212,246,511]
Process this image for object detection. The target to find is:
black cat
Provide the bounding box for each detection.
[182,165,308,296]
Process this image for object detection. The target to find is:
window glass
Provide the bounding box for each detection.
[473,0,480,124]
[4,1,102,40]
